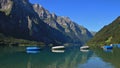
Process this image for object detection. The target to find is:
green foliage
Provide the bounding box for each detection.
[87,16,120,46]
[0,33,45,46]
[105,36,112,44]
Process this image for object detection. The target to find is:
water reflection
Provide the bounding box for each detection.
[51,49,65,53]
[0,46,120,68]
[0,47,93,68]
[94,48,120,68]
[103,49,113,53]
[80,49,90,52]
[78,56,114,68]
[26,49,93,68]
[26,50,40,54]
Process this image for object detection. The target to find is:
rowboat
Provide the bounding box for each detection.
[103,45,113,49]
[80,46,89,50]
[52,46,65,50]
[26,46,40,51]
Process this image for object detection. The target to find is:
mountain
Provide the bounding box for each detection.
[87,16,120,46]
[90,31,96,36]
[0,0,93,45]
[32,4,93,44]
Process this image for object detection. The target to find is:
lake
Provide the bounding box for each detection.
[0,46,120,68]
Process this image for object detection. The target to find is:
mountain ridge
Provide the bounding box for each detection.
[0,0,93,45]
[33,3,93,44]
[87,16,120,46]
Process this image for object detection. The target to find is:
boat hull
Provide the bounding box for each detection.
[103,46,113,49]
[80,46,89,50]
[26,47,40,51]
[52,46,65,50]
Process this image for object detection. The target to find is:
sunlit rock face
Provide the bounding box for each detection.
[0,0,93,45]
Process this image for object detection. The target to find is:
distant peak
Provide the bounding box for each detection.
[61,16,71,22]
[61,16,70,19]
[33,4,43,8]
[23,0,29,2]
[51,13,56,15]
[51,13,57,18]
[13,0,29,3]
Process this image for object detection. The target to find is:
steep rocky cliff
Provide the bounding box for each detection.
[0,0,93,45]
[33,4,93,44]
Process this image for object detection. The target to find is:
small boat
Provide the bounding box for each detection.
[103,45,113,49]
[80,46,89,50]
[109,44,120,48]
[26,46,40,51]
[52,46,65,50]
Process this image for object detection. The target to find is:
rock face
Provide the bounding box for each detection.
[0,0,93,45]
[33,4,93,44]
[87,16,120,46]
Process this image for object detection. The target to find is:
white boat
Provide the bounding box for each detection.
[52,46,65,50]
[80,46,89,50]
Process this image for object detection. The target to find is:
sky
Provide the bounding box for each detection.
[29,0,120,32]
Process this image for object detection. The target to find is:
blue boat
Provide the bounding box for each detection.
[26,47,40,51]
[103,45,113,49]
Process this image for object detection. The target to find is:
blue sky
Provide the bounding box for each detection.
[29,0,120,32]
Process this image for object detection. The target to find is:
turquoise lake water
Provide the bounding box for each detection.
[0,46,120,68]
